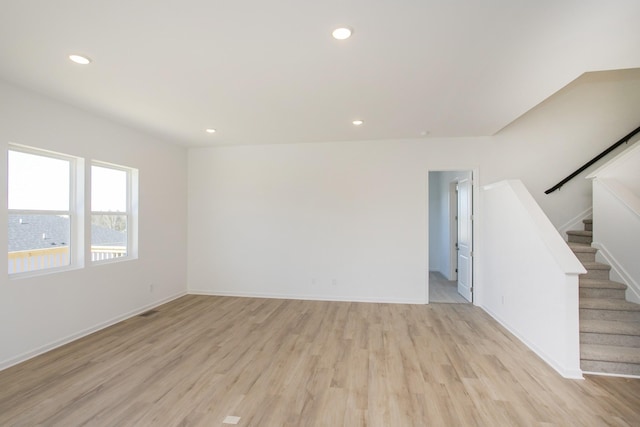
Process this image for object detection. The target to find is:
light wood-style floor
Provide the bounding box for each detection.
[1,295,639,426]
[429,271,469,303]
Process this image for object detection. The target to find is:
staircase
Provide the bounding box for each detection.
[567,219,640,376]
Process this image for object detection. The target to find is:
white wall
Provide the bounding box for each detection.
[491,68,640,232]
[0,80,188,369]
[428,172,443,273]
[481,180,584,379]
[188,139,488,303]
[588,142,640,303]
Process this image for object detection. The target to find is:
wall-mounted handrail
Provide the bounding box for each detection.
[545,125,640,194]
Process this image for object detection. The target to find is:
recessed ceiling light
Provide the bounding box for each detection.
[352,120,364,126]
[205,128,216,134]
[69,54,92,65]
[332,27,352,40]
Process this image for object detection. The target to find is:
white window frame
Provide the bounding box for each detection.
[8,144,85,277]
[90,161,138,265]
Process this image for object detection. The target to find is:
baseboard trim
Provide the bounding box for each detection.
[0,291,187,372]
[480,305,584,380]
[188,289,425,305]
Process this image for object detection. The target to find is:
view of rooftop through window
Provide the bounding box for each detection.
[8,148,133,274]
[8,149,73,273]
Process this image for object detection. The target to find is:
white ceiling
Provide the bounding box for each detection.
[1,1,639,147]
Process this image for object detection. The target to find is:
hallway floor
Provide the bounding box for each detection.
[429,271,469,303]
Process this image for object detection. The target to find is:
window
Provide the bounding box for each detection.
[8,146,79,274]
[7,145,137,275]
[91,163,137,262]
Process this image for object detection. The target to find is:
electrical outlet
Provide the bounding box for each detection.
[149,284,154,293]
[332,278,337,286]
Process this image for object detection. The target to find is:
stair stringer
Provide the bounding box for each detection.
[592,241,640,304]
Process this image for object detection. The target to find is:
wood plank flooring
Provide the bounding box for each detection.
[1,295,639,426]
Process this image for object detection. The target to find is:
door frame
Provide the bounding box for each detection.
[426,168,479,305]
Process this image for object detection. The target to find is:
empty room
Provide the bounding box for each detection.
[1,1,640,426]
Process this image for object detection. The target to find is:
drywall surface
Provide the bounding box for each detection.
[188,139,487,303]
[428,172,443,273]
[491,68,640,231]
[0,80,188,369]
[481,180,584,378]
[589,142,640,303]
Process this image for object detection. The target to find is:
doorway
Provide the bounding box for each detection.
[428,170,474,303]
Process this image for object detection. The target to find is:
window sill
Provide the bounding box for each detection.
[91,256,138,267]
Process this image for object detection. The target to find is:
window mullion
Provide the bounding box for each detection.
[9,209,70,216]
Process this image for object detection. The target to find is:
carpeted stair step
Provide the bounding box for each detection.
[571,217,639,376]
[580,262,611,280]
[581,360,640,376]
[581,343,640,363]
[567,230,593,244]
[580,319,640,347]
[579,279,627,299]
[580,344,640,375]
[568,242,597,263]
[580,298,640,322]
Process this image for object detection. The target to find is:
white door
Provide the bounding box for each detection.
[457,177,473,302]
[449,181,458,281]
